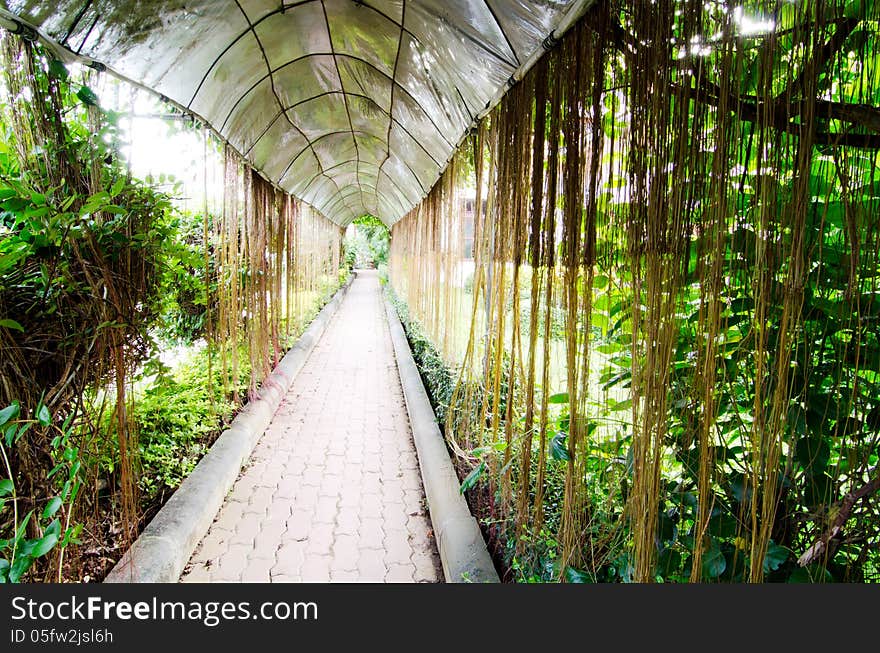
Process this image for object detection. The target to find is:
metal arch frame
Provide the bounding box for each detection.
[62,0,519,224]
[283,131,424,211]
[194,0,510,137]
[233,0,362,220]
[245,91,442,208]
[318,0,369,218]
[2,0,595,225]
[285,153,416,212]
[243,90,446,168]
[219,53,457,153]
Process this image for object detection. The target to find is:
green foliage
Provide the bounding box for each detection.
[0,40,175,413]
[92,346,249,503]
[0,401,83,583]
[345,217,389,269]
[155,210,213,345]
[590,157,880,582]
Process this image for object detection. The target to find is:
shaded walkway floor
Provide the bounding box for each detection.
[181,270,442,582]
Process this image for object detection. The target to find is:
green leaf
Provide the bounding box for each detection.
[42,497,62,520]
[3,424,15,447]
[14,509,34,544]
[76,86,100,107]
[707,513,739,538]
[61,523,83,547]
[564,567,594,583]
[763,542,789,574]
[795,436,831,473]
[13,422,30,444]
[48,59,69,80]
[610,398,633,412]
[0,479,13,496]
[0,402,20,428]
[550,433,572,462]
[0,558,9,582]
[701,544,727,579]
[547,393,569,404]
[0,319,24,332]
[459,461,485,494]
[36,404,51,427]
[44,518,61,539]
[788,565,834,583]
[8,554,33,583]
[657,547,682,577]
[32,531,58,558]
[110,177,126,197]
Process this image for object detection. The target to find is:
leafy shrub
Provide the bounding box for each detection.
[155,210,214,346]
[0,401,83,582]
[92,346,249,504]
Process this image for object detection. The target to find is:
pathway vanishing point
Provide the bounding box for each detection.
[180,270,443,583]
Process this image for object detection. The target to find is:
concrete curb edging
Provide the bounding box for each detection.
[105,274,356,583]
[383,294,499,583]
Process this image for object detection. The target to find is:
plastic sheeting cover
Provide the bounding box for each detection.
[2,1,577,225]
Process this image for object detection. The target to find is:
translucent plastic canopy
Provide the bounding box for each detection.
[2,1,584,225]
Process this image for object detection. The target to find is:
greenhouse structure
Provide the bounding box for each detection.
[0,0,878,584]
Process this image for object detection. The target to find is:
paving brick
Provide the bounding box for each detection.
[401,469,423,491]
[413,551,441,583]
[338,487,361,508]
[273,541,307,576]
[318,474,343,498]
[214,544,251,581]
[381,479,405,504]
[211,501,246,533]
[360,492,384,518]
[335,508,360,536]
[300,555,332,582]
[384,528,413,566]
[314,496,338,523]
[331,534,359,570]
[386,562,416,583]
[357,548,387,582]
[189,527,231,564]
[295,484,320,508]
[358,517,385,549]
[403,489,424,514]
[330,569,360,582]
[383,509,409,531]
[241,557,274,583]
[230,512,264,546]
[285,508,313,541]
[245,486,275,514]
[304,522,335,556]
[180,563,212,583]
[361,472,382,493]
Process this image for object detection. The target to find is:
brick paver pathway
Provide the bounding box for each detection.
[180,270,442,583]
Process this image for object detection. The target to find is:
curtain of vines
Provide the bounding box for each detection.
[213,145,343,402]
[389,156,468,366]
[390,0,880,582]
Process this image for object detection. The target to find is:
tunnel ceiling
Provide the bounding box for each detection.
[1,0,583,225]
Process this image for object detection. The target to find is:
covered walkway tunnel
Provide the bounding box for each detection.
[1,0,879,584]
